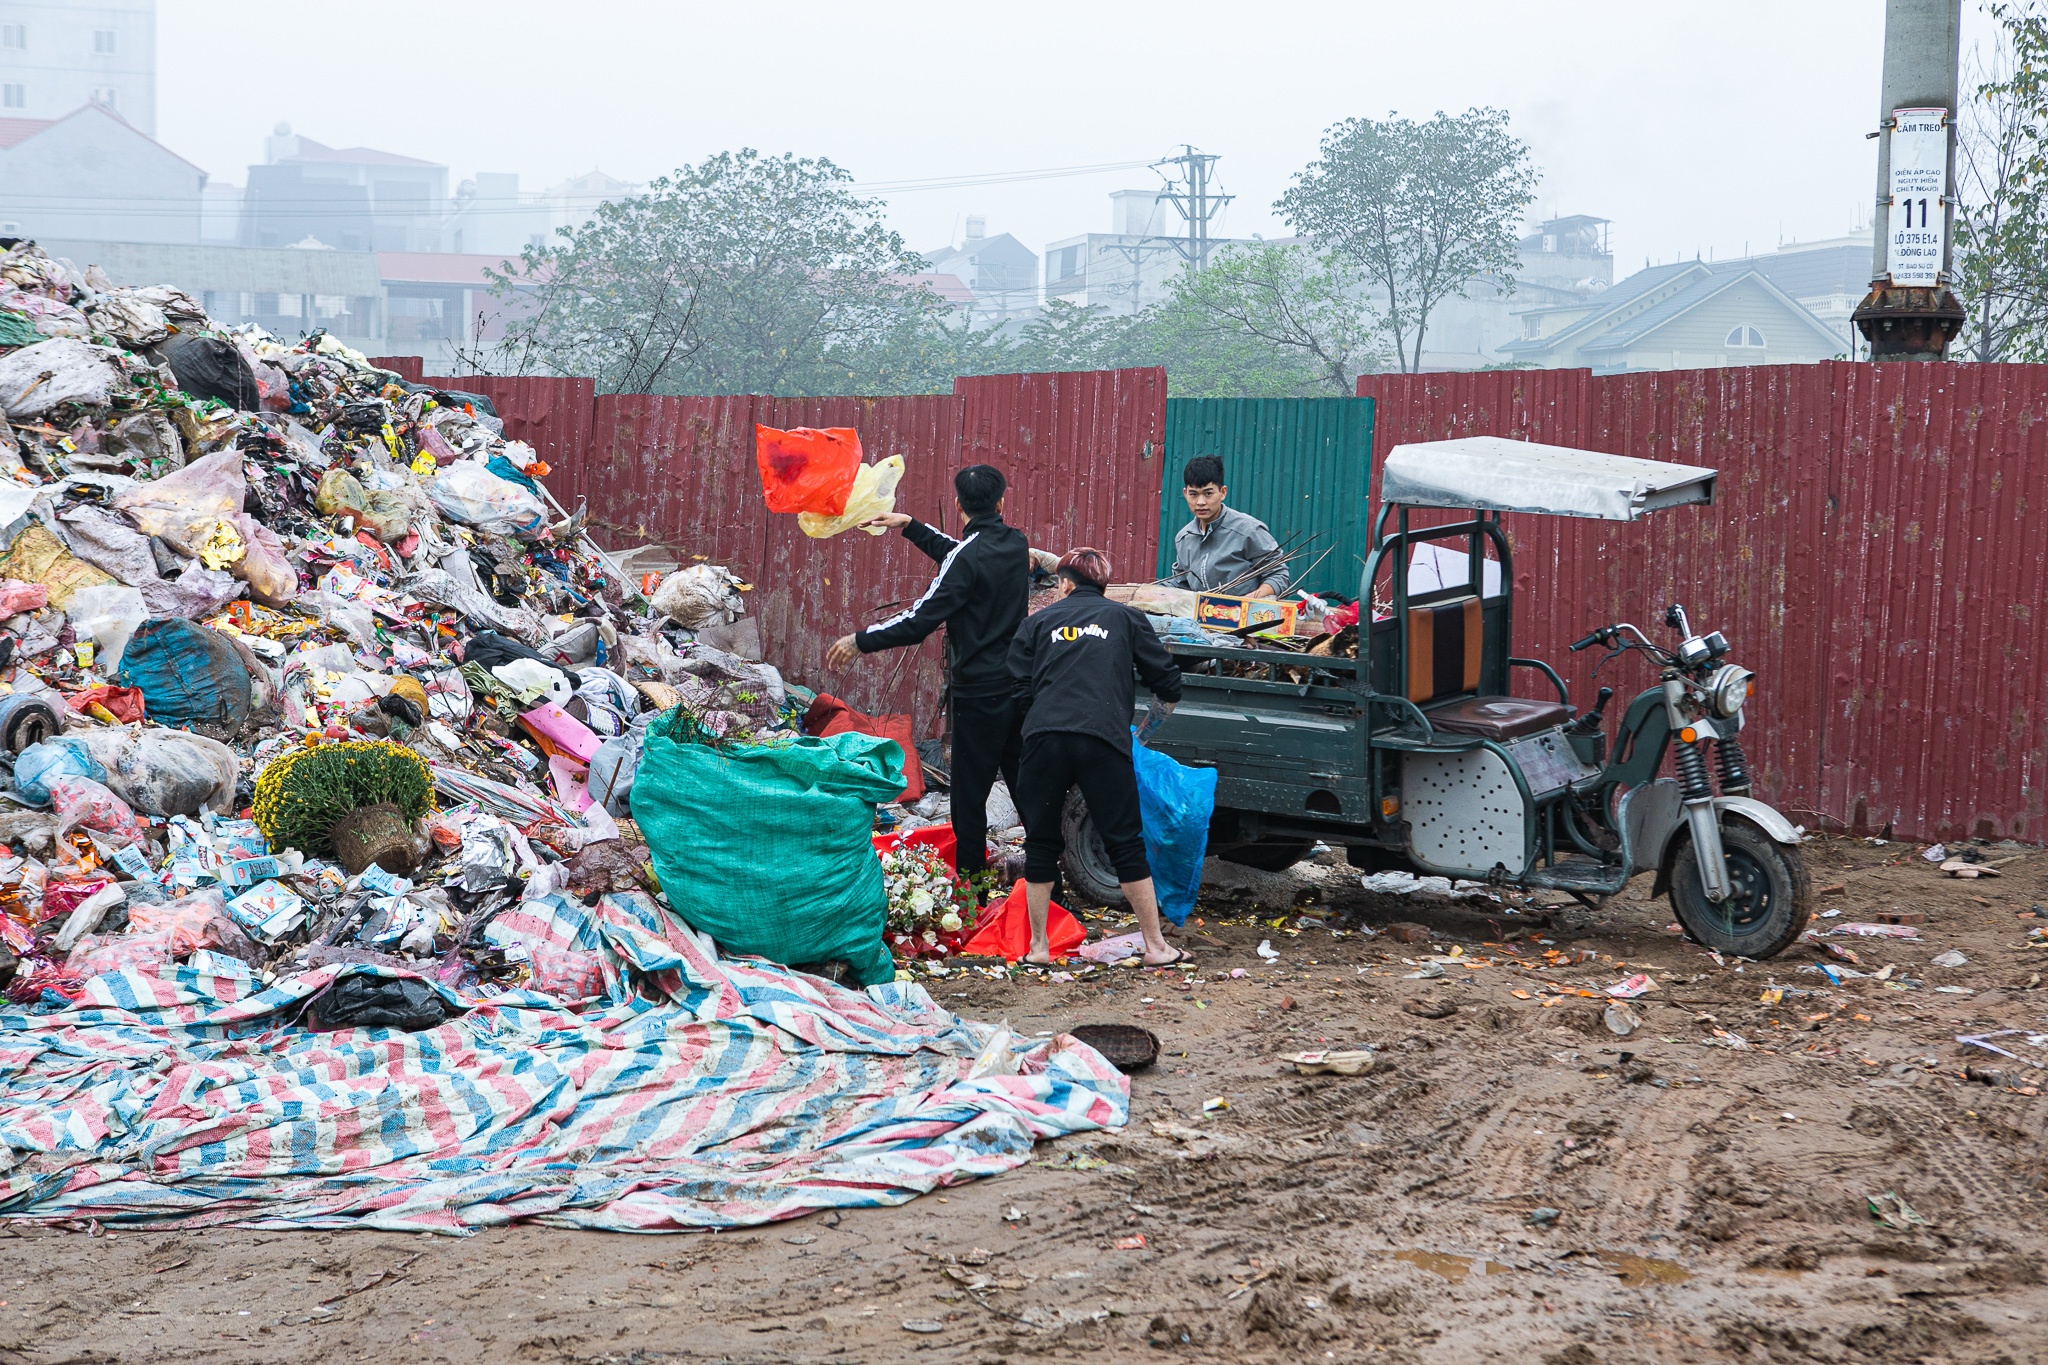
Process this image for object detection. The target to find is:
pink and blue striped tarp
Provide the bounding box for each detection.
[0,892,1127,1234]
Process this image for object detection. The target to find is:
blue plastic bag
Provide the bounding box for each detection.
[114,618,252,731]
[1130,731,1216,926]
[13,737,108,807]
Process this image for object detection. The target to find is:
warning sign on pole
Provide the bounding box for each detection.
[1886,106,1948,287]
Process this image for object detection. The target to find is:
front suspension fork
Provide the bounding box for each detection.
[1665,680,1732,901]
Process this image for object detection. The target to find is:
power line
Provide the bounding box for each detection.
[849,159,1154,192]
[0,157,1165,219]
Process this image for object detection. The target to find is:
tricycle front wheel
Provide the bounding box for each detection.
[1669,821,1810,959]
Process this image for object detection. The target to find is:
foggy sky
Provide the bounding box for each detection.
[159,0,1992,271]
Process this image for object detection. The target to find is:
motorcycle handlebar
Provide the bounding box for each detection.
[1568,628,1609,653]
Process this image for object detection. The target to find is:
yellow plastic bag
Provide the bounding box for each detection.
[196,518,247,571]
[797,456,904,539]
[0,525,114,609]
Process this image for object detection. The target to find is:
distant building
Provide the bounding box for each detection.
[1500,258,1847,373]
[375,251,539,368]
[1718,233,1870,353]
[32,238,382,343]
[1419,214,1615,370]
[0,102,202,243]
[0,0,156,135]
[443,169,644,259]
[903,272,974,308]
[240,123,448,253]
[26,237,556,369]
[920,216,1039,323]
[1043,189,1254,315]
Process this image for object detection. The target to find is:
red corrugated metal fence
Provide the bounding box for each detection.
[1359,361,2048,843]
[397,370,1164,730]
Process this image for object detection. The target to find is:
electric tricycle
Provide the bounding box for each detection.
[1068,436,1811,960]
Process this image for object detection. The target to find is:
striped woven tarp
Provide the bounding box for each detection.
[0,892,1127,1233]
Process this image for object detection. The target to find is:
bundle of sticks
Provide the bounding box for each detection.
[1153,530,1333,597]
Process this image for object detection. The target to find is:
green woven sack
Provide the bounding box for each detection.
[631,712,904,986]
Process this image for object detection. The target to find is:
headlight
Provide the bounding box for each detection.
[1709,665,1753,718]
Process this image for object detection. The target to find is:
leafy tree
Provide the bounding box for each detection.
[822,311,1017,395]
[1006,300,1155,373]
[1277,108,1538,373]
[1145,244,1382,395]
[1956,2,2048,361]
[997,249,1380,397]
[490,150,952,395]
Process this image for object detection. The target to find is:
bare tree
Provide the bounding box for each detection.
[1956,2,2048,361]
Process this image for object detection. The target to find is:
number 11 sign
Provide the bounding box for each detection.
[1887,107,1948,288]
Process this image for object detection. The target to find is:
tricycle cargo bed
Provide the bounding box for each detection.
[1101,437,1809,961]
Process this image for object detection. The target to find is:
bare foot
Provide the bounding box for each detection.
[1143,947,1189,967]
[1023,951,1058,966]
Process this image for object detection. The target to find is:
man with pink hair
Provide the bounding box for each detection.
[1006,548,1185,966]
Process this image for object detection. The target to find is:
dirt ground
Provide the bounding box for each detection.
[1,833,2044,1365]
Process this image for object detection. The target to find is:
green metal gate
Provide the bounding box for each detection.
[1155,396,1376,599]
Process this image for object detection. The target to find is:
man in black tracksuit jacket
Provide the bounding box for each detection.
[1007,548,1185,966]
[826,464,1028,875]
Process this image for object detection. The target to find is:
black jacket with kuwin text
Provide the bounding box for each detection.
[1007,583,1183,754]
[857,513,1031,698]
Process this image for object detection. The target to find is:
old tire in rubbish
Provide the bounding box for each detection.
[330,801,418,877]
[1217,838,1317,873]
[1060,791,1126,908]
[1668,819,1808,960]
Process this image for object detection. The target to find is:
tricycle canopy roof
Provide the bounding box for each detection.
[1380,436,1717,521]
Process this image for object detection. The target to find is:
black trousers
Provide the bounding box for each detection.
[1017,730,1150,884]
[948,691,1021,874]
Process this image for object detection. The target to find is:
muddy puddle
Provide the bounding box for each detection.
[1588,1250,1690,1287]
[1390,1250,1509,1282]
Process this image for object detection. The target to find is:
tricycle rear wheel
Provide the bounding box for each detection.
[1059,792,1126,908]
[1217,839,1317,873]
[1668,820,1809,959]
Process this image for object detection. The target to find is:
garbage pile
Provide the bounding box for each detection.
[0,242,1141,1232]
[0,240,822,1012]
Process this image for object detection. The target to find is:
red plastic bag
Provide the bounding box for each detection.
[65,685,146,725]
[754,425,861,516]
[958,882,1086,963]
[806,693,923,802]
[49,776,147,846]
[42,877,114,921]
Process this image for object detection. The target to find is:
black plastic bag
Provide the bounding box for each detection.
[463,630,582,691]
[158,332,260,410]
[306,973,462,1032]
[432,387,498,419]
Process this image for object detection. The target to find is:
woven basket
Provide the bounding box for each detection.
[1069,1023,1160,1072]
[329,801,417,877]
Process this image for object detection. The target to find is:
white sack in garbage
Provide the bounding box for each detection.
[651,563,747,629]
[427,461,547,534]
[0,338,129,420]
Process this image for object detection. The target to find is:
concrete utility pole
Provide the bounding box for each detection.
[1152,146,1234,271]
[1852,0,1966,360]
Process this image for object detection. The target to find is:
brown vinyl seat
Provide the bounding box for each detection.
[1425,696,1573,742]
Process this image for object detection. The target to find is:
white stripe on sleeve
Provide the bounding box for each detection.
[862,531,979,635]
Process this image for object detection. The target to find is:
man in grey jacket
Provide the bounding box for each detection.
[1165,455,1290,599]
